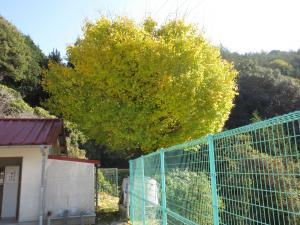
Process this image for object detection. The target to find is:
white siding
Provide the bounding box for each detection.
[0,146,42,222]
[45,159,95,217]
[0,147,95,222]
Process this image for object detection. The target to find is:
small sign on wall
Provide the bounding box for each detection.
[5,169,18,183]
[2,166,20,218]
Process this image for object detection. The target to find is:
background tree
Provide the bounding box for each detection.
[222,49,300,129]
[269,58,294,75]
[0,16,30,82]
[0,16,46,106]
[48,48,62,64]
[19,35,47,106]
[43,17,237,153]
[84,140,131,167]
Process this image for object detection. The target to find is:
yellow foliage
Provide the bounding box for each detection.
[43,17,237,153]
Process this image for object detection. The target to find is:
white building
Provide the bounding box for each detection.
[0,118,99,225]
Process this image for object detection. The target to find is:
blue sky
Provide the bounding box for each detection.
[1,0,300,58]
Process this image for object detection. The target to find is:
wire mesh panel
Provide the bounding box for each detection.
[214,112,300,225]
[99,168,119,197]
[164,138,213,225]
[129,111,300,225]
[130,139,214,225]
[98,168,129,197]
[143,153,163,225]
[131,157,147,225]
[96,168,129,214]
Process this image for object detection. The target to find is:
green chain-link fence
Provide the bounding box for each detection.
[98,168,129,197]
[96,168,129,223]
[129,111,300,225]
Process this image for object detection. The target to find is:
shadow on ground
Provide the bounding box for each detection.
[96,211,129,225]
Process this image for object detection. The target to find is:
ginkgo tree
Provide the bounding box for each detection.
[43,17,237,153]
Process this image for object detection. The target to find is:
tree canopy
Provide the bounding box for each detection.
[0,16,46,106]
[43,17,237,153]
[0,16,30,81]
[221,49,300,128]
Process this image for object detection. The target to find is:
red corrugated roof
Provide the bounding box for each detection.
[0,118,64,146]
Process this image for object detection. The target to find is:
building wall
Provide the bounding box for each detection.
[0,147,95,222]
[45,159,95,217]
[0,146,42,222]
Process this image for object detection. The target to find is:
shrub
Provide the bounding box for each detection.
[165,168,223,225]
[216,134,300,225]
[98,170,117,196]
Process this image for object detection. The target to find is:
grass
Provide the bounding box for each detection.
[96,192,130,225]
[98,192,119,212]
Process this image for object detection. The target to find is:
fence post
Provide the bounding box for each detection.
[160,148,167,225]
[95,165,99,209]
[208,134,219,225]
[141,156,146,225]
[116,168,119,196]
[129,160,134,224]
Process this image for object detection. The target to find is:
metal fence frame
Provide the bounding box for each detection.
[97,168,129,196]
[129,111,300,225]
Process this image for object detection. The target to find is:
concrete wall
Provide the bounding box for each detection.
[45,159,95,217]
[0,146,95,222]
[0,146,42,222]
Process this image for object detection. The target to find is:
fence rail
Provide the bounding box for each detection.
[129,111,300,225]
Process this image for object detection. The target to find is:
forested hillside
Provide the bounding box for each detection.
[0,16,48,106]
[0,83,87,158]
[222,49,300,128]
[0,15,300,163]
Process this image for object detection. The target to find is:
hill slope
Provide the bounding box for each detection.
[0,84,86,158]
